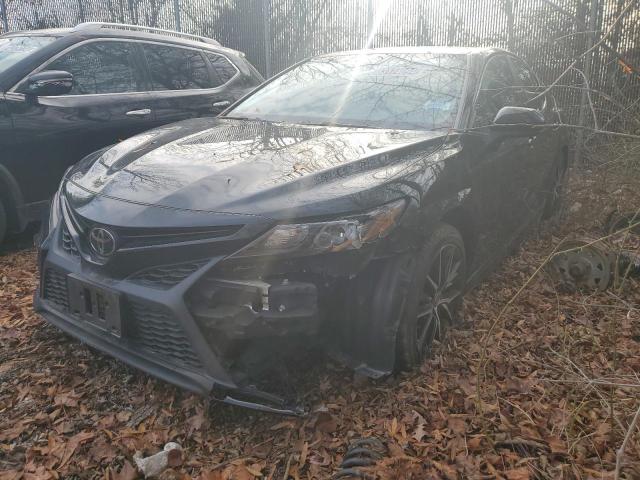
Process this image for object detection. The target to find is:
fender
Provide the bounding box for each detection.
[439,191,478,268]
[341,252,414,378]
[0,164,26,232]
[418,176,479,267]
[338,187,478,377]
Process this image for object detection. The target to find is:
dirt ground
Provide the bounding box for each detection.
[1,164,639,480]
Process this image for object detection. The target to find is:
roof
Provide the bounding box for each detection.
[73,22,221,46]
[1,22,243,57]
[322,46,511,57]
[2,28,72,37]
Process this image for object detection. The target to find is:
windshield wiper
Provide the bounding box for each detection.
[221,116,254,121]
[299,121,377,129]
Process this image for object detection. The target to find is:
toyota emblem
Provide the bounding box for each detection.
[89,227,117,256]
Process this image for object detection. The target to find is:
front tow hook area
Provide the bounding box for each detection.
[215,386,307,416]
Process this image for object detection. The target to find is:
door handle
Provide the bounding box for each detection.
[212,100,231,109]
[126,109,152,117]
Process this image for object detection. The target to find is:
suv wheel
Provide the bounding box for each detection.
[396,223,466,368]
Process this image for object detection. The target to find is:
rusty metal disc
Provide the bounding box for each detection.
[549,238,614,291]
[605,211,640,235]
[605,211,640,278]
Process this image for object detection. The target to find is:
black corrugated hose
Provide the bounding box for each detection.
[331,438,387,479]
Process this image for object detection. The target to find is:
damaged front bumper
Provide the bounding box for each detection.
[35,222,377,413]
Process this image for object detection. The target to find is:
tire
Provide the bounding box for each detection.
[0,199,6,246]
[542,155,567,219]
[396,223,466,369]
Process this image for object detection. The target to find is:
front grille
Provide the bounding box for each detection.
[129,261,206,289]
[70,211,242,250]
[43,268,69,310]
[128,300,202,370]
[116,225,243,249]
[41,266,203,372]
[63,202,244,254]
[61,225,80,257]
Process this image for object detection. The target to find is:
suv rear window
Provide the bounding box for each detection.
[45,41,143,95]
[205,53,237,86]
[143,44,211,90]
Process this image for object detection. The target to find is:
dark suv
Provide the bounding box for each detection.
[0,22,263,244]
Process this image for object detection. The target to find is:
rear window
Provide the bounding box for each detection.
[144,44,211,90]
[205,52,238,86]
[0,36,57,71]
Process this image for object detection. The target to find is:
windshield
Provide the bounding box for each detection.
[227,52,467,130]
[0,36,57,71]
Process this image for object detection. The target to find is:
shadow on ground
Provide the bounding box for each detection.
[0,224,40,256]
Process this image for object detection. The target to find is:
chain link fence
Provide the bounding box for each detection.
[1,0,639,133]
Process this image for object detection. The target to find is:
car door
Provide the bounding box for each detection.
[461,54,534,271]
[509,56,559,216]
[5,40,155,204]
[0,93,12,142]
[0,93,17,198]
[141,43,245,125]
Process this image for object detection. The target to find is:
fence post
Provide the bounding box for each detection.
[118,0,125,23]
[173,0,181,31]
[127,0,135,24]
[505,0,515,51]
[366,0,374,47]
[575,0,598,165]
[77,0,85,23]
[0,0,8,33]
[263,0,272,78]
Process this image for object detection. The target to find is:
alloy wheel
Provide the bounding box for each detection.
[415,242,464,356]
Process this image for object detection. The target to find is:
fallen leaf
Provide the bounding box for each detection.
[112,461,137,480]
[505,467,531,480]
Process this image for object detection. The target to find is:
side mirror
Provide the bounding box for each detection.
[493,106,545,126]
[25,70,73,96]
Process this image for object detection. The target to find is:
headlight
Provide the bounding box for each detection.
[231,199,406,258]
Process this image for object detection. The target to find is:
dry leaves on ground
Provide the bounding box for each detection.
[1,165,639,479]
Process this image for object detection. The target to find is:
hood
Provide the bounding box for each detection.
[65,118,452,221]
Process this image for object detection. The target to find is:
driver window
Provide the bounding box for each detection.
[510,57,545,110]
[44,41,144,95]
[473,55,518,127]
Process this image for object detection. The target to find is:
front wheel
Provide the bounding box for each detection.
[542,156,567,219]
[396,223,466,369]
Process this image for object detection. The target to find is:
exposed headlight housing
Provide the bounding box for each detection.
[231,198,407,258]
[48,175,69,235]
[48,190,61,234]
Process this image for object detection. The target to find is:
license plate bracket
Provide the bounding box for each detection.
[67,275,122,337]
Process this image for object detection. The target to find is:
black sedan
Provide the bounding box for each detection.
[35,47,567,413]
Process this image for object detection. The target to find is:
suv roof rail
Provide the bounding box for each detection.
[73,22,221,46]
